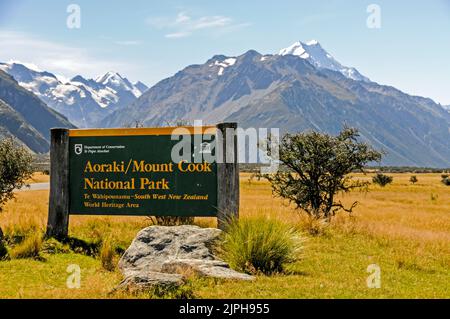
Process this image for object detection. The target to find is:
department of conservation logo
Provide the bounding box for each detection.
[74,144,83,155]
[200,142,211,154]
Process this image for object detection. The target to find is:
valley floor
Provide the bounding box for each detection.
[0,173,449,298]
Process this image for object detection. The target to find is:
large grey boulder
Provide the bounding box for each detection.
[117,225,254,291]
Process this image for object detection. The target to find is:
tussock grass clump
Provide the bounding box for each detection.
[114,280,196,299]
[147,281,195,299]
[149,216,194,226]
[0,240,8,260]
[10,232,43,259]
[221,217,303,275]
[2,217,43,245]
[299,216,329,236]
[100,237,116,271]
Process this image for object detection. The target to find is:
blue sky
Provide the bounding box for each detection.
[1,0,449,104]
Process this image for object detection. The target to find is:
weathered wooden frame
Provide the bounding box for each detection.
[46,123,239,238]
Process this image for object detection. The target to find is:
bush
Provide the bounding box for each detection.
[372,173,393,187]
[409,176,418,184]
[100,237,115,271]
[64,237,100,256]
[0,138,33,211]
[221,217,303,275]
[10,232,43,259]
[260,128,382,220]
[441,177,450,186]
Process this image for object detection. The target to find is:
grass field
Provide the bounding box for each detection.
[0,173,449,298]
[25,172,50,184]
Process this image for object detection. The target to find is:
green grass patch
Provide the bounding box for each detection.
[195,228,449,298]
[221,217,304,275]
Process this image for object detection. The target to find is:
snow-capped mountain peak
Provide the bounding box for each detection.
[95,71,144,98]
[278,40,370,82]
[0,61,148,128]
[305,39,319,46]
[96,71,124,84]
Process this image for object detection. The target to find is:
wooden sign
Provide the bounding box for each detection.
[46,123,238,239]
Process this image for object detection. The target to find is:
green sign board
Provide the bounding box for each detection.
[68,127,218,217]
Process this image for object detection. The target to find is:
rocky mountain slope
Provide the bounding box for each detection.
[0,69,74,153]
[0,62,148,128]
[102,42,450,167]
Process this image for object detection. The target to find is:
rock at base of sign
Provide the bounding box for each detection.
[116,225,254,291]
[116,271,185,293]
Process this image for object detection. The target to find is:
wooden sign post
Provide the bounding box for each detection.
[46,128,70,239]
[46,123,239,239]
[216,122,239,230]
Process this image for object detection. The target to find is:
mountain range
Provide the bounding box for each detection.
[101,41,450,167]
[0,62,148,128]
[1,41,449,167]
[0,69,74,153]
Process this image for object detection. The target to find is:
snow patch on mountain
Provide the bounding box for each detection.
[0,62,148,127]
[212,58,237,76]
[278,40,370,82]
[5,59,42,72]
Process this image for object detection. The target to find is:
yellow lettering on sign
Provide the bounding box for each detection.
[139,178,170,190]
[177,160,212,173]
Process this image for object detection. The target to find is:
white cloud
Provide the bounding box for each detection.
[0,30,135,79]
[6,59,42,72]
[190,16,232,30]
[114,40,142,46]
[165,32,191,39]
[147,11,249,39]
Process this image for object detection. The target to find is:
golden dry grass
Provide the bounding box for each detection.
[240,172,450,244]
[6,173,448,244]
[25,172,50,184]
[0,172,448,298]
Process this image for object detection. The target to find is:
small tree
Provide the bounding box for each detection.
[442,177,450,186]
[260,128,382,220]
[0,138,33,210]
[409,175,418,184]
[0,138,33,246]
[372,173,393,187]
